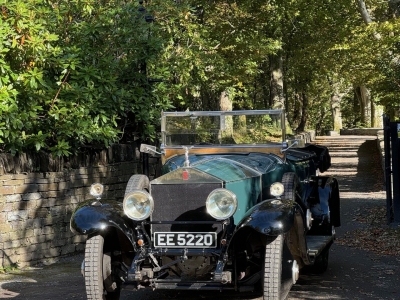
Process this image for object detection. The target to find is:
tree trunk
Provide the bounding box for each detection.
[269,54,293,134]
[269,54,285,109]
[371,100,376,127]
[357,0,381,39]
[219,90,234,141]
[283,57,290,126]
[292,90,301,129]
[357,0,373,23]
[355,85,372,126]
[328,77,345,132]
[259,60,269,109]
[295,92,308,132]
[331,92,342,132]
[352,91,361,127]
[219,90,232,111]
[354,0,381,128]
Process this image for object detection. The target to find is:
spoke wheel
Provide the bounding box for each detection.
[85,235,121,300]
[281,172,298,202]
[263,235,284,300]
[282,172,309,225]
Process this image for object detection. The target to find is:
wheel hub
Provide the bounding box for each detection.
[292,260,299,284]
[306,209,313,230]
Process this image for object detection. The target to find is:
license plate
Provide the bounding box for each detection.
[153,232,217,248]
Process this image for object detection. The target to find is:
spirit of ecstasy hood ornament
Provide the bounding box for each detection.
[182,146,193,167]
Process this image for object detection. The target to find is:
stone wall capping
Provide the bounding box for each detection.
[340,128,382,135]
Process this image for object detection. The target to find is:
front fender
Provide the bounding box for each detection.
[70,200,136,245]
[235,199,302,236]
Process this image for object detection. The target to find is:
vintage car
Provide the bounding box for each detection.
[70,109,340,300]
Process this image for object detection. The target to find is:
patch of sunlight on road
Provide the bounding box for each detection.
[0,290,19,299]
[340,191,386,199]
[0,274,37,298]
[288,291,344,299]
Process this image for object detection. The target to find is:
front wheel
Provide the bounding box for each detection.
[124,174,149,196]
[84,235,121,300]
[281,172,299,202]
[263,235,283,300]
[310,244,331,274]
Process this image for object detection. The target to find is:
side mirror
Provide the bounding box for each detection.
[281,139,305,153]
[287,139,305,148]
[140,144,162,155]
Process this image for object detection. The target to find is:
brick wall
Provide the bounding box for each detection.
[0,143,160,268]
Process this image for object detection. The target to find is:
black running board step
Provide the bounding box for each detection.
[154,282,234,290]
[306,235,334,257]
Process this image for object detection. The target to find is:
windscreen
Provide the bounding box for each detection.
[162,111,284,146]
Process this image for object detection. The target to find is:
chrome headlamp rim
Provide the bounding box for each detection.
[123,190,154,221]
[90,183,104,198]
[206,188,238,220]
[270,182,285,197]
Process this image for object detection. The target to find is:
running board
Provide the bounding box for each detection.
[153,281,233,290]
[306,235,334,257]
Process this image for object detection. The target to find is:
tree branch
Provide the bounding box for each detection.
[357,0,373,24]
[50,70,70,110]
[356,0,381,39]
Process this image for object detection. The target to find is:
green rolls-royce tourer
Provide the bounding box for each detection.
[70,109,340,300]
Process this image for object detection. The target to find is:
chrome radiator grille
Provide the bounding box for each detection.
[150,183,222,233]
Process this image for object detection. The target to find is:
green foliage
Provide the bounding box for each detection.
[0,263,18,274]
[1,0,400,156]
[0,0,172,155]
[152,0,282,110]
[268,0,400,132]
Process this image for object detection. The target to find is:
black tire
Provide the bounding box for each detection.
[124,174,149,196]
[85,235,121,300]
[281,172,298,201]
[263,235,284,300]
[311,245,330,274]
[282,172,309,216]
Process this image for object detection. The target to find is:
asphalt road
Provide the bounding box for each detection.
[1,136,399,300]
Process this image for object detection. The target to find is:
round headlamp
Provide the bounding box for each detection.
[90,183,104,198]
[123,190,154,221]
[206,189,238,220]
[270,182,284,197]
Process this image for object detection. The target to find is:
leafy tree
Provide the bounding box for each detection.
[2,0,400,157]
[151,0,282,110]
[0,0,172,155]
